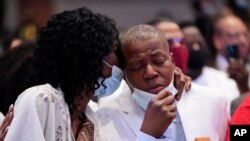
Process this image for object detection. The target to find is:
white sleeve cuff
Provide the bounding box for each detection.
[136,131,166,141]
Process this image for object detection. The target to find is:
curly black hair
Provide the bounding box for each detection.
[34,7,120,105]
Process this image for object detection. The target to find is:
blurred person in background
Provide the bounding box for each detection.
[212,14,250,73]
[180,23,240,112]
[0,41,36,115]
[226,0,250,26]
[0,38,38,141]
[211,14,250,114]
[191,0,224,45]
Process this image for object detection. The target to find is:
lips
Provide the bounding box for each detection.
[147,86,165,94]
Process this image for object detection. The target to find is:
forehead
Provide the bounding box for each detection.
[217,17,247,33]
[155,22,183,39]
[123,39,168,59]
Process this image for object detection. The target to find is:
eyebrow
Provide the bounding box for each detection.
[129,56,144,62]
[150,50,166,56]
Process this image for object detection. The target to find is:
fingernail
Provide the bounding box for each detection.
[9,104,13,110]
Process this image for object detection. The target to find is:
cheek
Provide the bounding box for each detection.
[158,63,175,83]
[126,72,144,88]
[101,65,112,77]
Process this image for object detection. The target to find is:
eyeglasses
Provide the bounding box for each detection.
[167,37,186,48]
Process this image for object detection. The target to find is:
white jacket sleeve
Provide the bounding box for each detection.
[4,88,48,141]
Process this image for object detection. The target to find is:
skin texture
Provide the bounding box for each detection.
[101,52,119,77]
[123,39,175,94]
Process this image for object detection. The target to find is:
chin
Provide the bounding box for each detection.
[147,86,165,94]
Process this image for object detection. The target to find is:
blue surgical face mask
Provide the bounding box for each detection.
[95,60,123,98]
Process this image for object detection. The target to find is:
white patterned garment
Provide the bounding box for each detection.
[4,84,75,141]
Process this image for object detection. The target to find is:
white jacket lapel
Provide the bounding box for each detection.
[117,91,145,137]
[177,89,203,141]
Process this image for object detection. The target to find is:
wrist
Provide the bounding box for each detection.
[140,124,163,138]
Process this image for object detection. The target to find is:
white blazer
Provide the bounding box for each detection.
[194,66,239,102]
[96,82,229,141]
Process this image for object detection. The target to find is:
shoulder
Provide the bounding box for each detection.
[187,83,227,105]
[98,80,132,108]
[14,84,64,112]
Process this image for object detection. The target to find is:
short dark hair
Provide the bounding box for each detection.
[34,7,120,105]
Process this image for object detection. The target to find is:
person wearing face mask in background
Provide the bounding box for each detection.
[95,24,229,141]
[180,23,240,115]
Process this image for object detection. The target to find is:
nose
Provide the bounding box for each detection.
[143,64,158,80]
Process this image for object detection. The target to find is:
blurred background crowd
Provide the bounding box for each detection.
[0,0,249,55]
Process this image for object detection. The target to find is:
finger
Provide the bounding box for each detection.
[174,67,181,89]
[176,73,185,97]
[1,106,13,131]
[184,76,192,91]
[154,89,172,100]
[0,126,9,140]
[167,111,176,119]
[168,103,177,112]
[4,104,14,119]
[160,94,175,105]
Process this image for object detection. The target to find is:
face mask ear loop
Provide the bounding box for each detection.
[124,70,134,90]
[103,60,113,68]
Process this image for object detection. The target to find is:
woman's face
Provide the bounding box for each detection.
[101,51,119,77]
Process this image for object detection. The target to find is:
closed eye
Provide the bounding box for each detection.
[127,65,143,71]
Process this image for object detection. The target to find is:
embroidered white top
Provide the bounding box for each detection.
[4,84,75,141]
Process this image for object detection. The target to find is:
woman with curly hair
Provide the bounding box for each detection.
[4,7,123,141]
